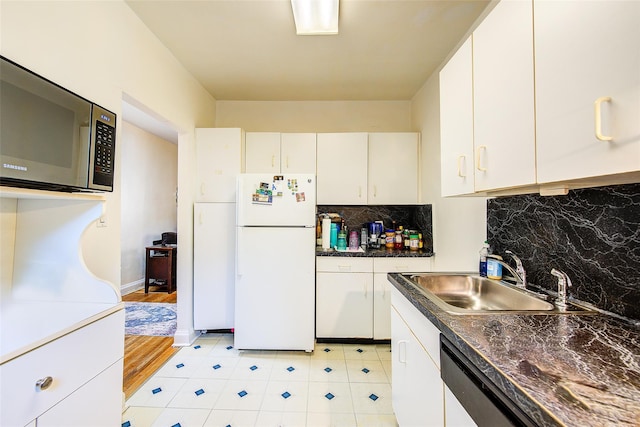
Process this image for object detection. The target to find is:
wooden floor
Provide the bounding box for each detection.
[123,289,179,399]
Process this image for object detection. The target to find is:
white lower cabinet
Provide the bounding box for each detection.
[373,257,433,340]
[316,257,432,340]
[316,257,374,338]
[0,309,124,427]
[391,286,475,427]
[391,304,444,426]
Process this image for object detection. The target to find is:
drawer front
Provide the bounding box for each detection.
[316,256,373,273]
[373,257,432,273]
[0,309,124,427]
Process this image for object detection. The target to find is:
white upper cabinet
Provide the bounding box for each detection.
[368,133,419,204]
[196,128,245,202]
[281,133,317,173]
[440,36,475,197]
[245,132,316,174]
[472,0,536,192]
[534,0,640,184]
[317,133,368,204]
[245,132,281,174]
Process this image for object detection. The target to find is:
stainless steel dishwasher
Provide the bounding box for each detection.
[439,335,538,427]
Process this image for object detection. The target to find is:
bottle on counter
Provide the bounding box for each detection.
[410,231,419,250]
[394,227,403,250]
[385,229,395,248]
[349,231,359,250]
[403,228,410,249]
[337,229,347,250]
[361,228,368,250]
[487,254,503,280]
[479,241,491,277]
[330,223,338,248]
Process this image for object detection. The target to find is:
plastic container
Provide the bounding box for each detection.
[394,230,403,249]
[410,232,419,250]
[487,255,503,279]
[349,231,359,250]
[479,241,491,277]
[385,230,395,248]
[337,230,347,250]
[330,223,338,248]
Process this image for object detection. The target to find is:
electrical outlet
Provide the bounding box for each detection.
[97,215,107,228]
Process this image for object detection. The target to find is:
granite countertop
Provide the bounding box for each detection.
[388,273,640,427]
[316,247,434,257]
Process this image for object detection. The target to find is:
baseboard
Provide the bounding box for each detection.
[173,328,201,347]
[121,279,144,295]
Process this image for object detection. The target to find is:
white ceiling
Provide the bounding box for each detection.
[125,0,491,102]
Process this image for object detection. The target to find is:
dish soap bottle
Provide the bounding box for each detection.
[479,241,491,277]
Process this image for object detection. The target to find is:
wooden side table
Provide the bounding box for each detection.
[145,246,177,293]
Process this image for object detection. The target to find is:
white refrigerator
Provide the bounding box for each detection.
[235,173,316,351]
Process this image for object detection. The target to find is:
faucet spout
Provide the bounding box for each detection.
[550,268,572,309]
[492,258,526,288]
[505,250,527,288]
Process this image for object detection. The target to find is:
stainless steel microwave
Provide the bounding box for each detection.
[0,56,116,192]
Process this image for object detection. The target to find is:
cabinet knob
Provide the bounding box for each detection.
[35,376,53,391]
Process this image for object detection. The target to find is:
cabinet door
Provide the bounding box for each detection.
[391,306,444,427]
[440,37,475,197]
[245,132,281,173]
[535,0,640,183]
[473,0,536,191]
[193,203,235,330]
[196,128,244,202]
[316,272,373,338]
[368,133,419,204]
[281,133,316,173]
[37,360,123,427]
[316,133,368,204]
[373,273,391,340]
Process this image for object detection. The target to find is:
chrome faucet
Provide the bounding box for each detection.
[505,250,527,288]
[551,268,572,309]
[490,257,526,288]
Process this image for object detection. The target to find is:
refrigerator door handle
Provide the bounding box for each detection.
[236,227,243,277]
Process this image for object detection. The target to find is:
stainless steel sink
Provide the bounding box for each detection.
[399,273,593,315]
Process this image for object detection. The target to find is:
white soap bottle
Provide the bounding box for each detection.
[479,241,490,277]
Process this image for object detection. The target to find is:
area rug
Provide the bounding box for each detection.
[125,302,177,336]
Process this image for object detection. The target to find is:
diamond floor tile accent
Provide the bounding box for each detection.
[124,334,395,426]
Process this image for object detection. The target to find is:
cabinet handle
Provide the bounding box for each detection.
[364,281,368,297]
[286,156,289,169]
[476,145,487,172]
[398,340,408,363]
[358,186,362,198]
[199,212,203,225]
[457,155,466,178]
[594,96,613,141]
[36,376,53,391]
[374,185,377,198]
[200,183,205,195]
[271,155,275,167]
[337,265,352,272]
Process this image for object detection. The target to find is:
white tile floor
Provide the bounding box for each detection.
[122,333,398,427]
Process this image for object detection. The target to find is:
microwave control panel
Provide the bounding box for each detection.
[90,105,116,191]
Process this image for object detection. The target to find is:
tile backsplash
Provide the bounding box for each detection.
[487,183,640,321]
[316,205,433,252]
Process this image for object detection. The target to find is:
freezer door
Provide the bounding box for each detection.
[235,226,315,351]
[236,173,316,226]
[193,203,235,330]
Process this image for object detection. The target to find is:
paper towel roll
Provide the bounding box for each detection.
[322,217,331,249]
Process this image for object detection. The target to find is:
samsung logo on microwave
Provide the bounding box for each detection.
[100,114,111,122]
[3,163,27,172]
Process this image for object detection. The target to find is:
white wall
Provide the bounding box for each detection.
[411,72,487,272]
[1,0,216,346]
[216,100,412,131]
[120,122,178,293]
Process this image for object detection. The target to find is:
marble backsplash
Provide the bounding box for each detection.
[316,204,433,252]
[487,183,640,321]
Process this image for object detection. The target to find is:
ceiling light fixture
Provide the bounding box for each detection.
[291,0,339,35]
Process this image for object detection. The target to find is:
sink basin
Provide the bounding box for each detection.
[400,273,578,314]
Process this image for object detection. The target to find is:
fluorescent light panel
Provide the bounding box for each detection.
[291,0,339,35]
